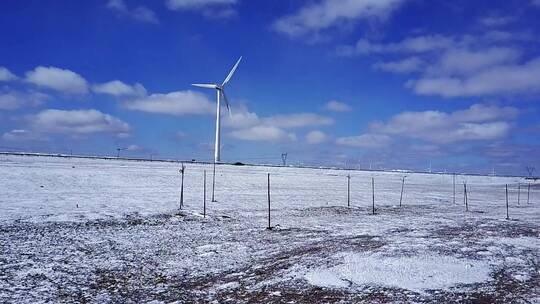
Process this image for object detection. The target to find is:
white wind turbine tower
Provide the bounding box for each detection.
[192,57,242,162]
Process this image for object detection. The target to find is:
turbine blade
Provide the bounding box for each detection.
[222,56,242,87]
[192,83,218,89]
[221,90,232,117]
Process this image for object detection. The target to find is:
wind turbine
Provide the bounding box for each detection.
[192,56,242,162]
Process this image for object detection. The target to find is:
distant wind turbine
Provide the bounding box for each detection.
[192,56,242,162]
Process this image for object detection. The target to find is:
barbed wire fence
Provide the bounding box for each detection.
[175,163,537,229]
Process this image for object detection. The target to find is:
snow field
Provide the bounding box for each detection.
[1,155,539,302]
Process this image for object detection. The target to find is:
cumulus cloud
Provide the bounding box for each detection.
[411,57,540,97]
[93,80,147,97]
[126,144,142,151]
[165,0,238,18]
[338,35,454,56]
[107,0,158,23]
[25,66,89,94]
[222,105,334,142]
[482,30,535,43]
[31,109,130,135]
[124,90,215,115]
[479,15,514,27]
[373,57,424,74]
[224,107,334,129]
[0,91,49,110]
[263,113,334,128]
[2,129,47,142]
[426,47,520,77]
[336,134,391,148]
[342,31,540,98]
[306,130,328,144]
[0,67,17,81]
[229,125,296,142]
[222,105,260,129]
[324,100,352,112]
[273,0,405,39]
[370,104,518,143]
[166,0,237,9]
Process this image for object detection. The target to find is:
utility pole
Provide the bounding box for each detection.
[116,147,127,158]
[281,153,288,166]
[526,166,536,178]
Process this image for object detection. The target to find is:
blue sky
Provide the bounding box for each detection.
[1,0,539,175]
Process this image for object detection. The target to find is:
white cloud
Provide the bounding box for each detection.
[370,104,517,143]
[532,0,540,7]
[31,109,130,135]
[93,80,147,97]
[125,90,215,116]
[426,47,520,77]
[479,15,514,27]
[411,57,540,97]
[273,0,405,38]
[0,67,17,81]
[0,91,49,110]
[345,32,540,98]
[324,100,352,112]
[165,0,237,9]
[306,130,328,144]
[222,105,260,129]
[223,106,334,130]
[263,113,334,128]
[373,57,424,74]
[336,134,391,148]
[2,129,47,142]
[482,30,535,43]
[339,35,454,56]
[126,144,142,151]
[25,66,89,94]
[107,0,158,23]
[165,0,238,18]
[222,105,333,142]
[229,125,296,142]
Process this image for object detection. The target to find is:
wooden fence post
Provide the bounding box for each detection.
[399,176,405,207]
[267,173,271,230]
[372,177,375,215]
[179,163,185,210]
[527,183,531,204]
[506,184,509,220]
[212,161,216,202]
[464,182,468,212]
[517,183,521,205]
[347,174,351,207]
[453,174,456,204]
[203,170,206,218]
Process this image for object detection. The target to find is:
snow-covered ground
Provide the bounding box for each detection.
[1,155,539,303]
